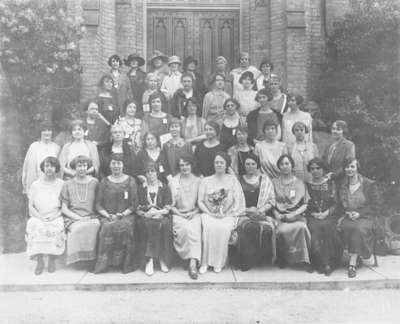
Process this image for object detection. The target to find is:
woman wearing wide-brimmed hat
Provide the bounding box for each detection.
[160,55,183,100]
[124,53,147,112]
[149,50,169,84]
[107,54,132,112]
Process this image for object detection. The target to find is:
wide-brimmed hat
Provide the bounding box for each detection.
[168,55,181,66]
[124,53,145,67]
[150,50,168,64]
[183,56,198,69]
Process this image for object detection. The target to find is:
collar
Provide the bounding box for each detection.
[169,71,181,76]
[142,180,164,189]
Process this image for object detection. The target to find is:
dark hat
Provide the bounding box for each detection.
[183,56,198,69]
[150,50,168,64]
[124,53,145,67]
[108,54,122,67]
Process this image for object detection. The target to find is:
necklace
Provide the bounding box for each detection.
[74,180,89,202]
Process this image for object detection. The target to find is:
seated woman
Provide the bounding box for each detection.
[198,152,245,273]
[289,121,319,183]
[272,154,312,272]
[181,98,207,146]
[115,99,143,154]
[26,157,65,275]
[194,121,224,177]
[162,119,193,176]
[94,154,138,273]
[170,155,202,279]
[142,92,174,140]
[99,124,135,178]
[227,126,254,177]
[237,153,276,271]
[136,162,173,276]
[22,121,60,195]
[233,71,258,121]
[85,101,110,149]
[202,73,231,124]
[59,119,100,179]
[135,132,170,184]
[306,158,342,276]
[61,156,100,268]
[171,72,203,118]
[96,74,120,125]
[338,158,380,278]
[220,98,244,151]
[141,73,168,115]
[255,118,288,179]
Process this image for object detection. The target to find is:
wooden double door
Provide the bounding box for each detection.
[147,9,240,77]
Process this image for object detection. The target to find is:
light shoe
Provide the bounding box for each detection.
[160,260,169,273]
[213,266,222,273]
[199,266,208,274]
[145,258,154,276]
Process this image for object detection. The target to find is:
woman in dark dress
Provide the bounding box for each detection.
[306,158,343,276]
[338,158,380,278]
[220,98,243,151]
[136,161,173,276]
[237,153,276,271]
[124,53,147,114]
[227,126,254,177]
[96,75,120,125]
[194,121,224,177]
[94,153,138,274]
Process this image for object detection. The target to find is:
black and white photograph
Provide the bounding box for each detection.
[0,0,399,323]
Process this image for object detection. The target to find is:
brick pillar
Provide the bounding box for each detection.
[251,0,270,65]
[99,1,117,73]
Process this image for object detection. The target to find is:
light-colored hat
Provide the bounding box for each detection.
[216,56,227,64]
[150,50,168,63]
[168,55,181,66]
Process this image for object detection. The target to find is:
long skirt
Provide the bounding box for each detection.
[173,214,202,261]
[340,217,374,259]
[237,219,276,267]
[136,216,173,267]
[307,217,343,268]
[94,216,136,274]
[276,219,311,265]
[25,217,66,258]
[201,214,236,269]
[65,219,100,265]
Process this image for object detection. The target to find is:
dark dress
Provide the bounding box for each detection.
[170,88,204,118]
[193,142,224,177]
[136,183,173,267]
[128,69,147,115]
[338,175,380,259]
[94,176,138,273]
[246,107,281,146]
[306,179,343,269]
[99,142,136,178]
[135,148,170,183]
[96,91,120,125]
[220,122,239,151]
[85,118,110,149]
[162,139,193,176]
[142,113,174,139]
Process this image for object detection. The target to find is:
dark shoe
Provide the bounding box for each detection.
[34,259,45,275]
[277,259,287,269]
[347,265,357,278]
[48,257,56,273]
[240,264,251,272]
[317,265,325,274]
[323,265,332,276]
[356,256,363,268]
[305,263,314,273]
[188,265,198,280]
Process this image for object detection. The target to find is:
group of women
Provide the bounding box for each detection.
[22,51,380,279]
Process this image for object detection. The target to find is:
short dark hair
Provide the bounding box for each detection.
[343,157,360,170]
[70,119,87,132]
[262,117,279,133]
[239,71,255,84]
[277,154,295,170]
[235,125,248,136]
[205,121,221,137]
[70,155,93,170]
[214,151,232,172]
[110,153,124,163]
[181,72,194,82]
[37,120,54,138]
[123,99,139,115]
[291,121,309,134]
[244,153,261,169]
[307,157,327,173]
[176,154,196,173]
[332,120,349,136]
[148,91,165,110]
[183,97,200,116]
[144,161,159,175]
[108,54,122,67]
[211,73,226,84]
[288,93,304,106]
[142,132,161,149]
[259,58,274,71]
[223,98,240,110]
[40,156,60,173]
[255,87,274,102]
[98,74,114,88]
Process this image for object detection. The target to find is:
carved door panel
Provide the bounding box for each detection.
[147,9,239,76]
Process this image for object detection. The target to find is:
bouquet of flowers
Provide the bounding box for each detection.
[208,188,228,215]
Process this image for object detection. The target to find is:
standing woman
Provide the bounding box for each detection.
[107,54,132,111]
[194,121,224,177]
[289,121,319,183]
[26,157,65,275]
[148,50,169,85]
[136,162,173,276]
[255,118,288,179]
[61,156,100,268]
[99,124,135,178]
[171,72,203,118]
[85,101,110,149]
[323,120,356,182]
[170,155,202,279]
[96,75,120,125]
[198,152,246,273]
[141,73,168,115]
[207,56,233,96]
[306,158,342,275]
[227,126,254,177]
[255,59,276,90]
[162,119,193,176]
[338,158,380,278]
[230,52,260,96]
[269,76,288,118]
[182,56,206,98]
[202,73,231,124]
[124,53,147,112]
[237,154,276,271]
[22,121,60,195]
[115,99,143,154]
[181,98,207,146]
[220,98,243,151]
[59,120,100,179]
[94,153,138,273]
[142,92,173,139]
[233,71,258,121]
[272,154,312,271]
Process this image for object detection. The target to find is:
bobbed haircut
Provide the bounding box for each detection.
[142,132,161,149]
[288,92,304,106]
[243,153,261,169]
[239,71,255,84]
[98,74,114,88]
[276,154,295,170]
[262,117,279,133]
[40,156,61,173]
[223,98,240,110]
[144,161,159,175]
[183,97,200,115]
[205,120,221,137]
[108,54,122,67]
[307,157,327,173]
[259,58,274,71]
[176,154,196,173]
[122,98,139,115]
[84,100,99,112]
[109,153,124,163]
[148,91,165,109]
[332,120,349,136]
[291,121,309,134]
[181,72,194,82]
[343,157,360,170]
[211,72,226,84]
[70,155,93,170]
[70,119,87,132]
[214,151,232,172]
[255,87,274,102]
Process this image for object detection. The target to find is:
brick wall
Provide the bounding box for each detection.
[251,0,270,66]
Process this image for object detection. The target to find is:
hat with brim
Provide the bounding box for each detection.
[168,55,181,66]
[124,53,145,67]
[150,50,168,64]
